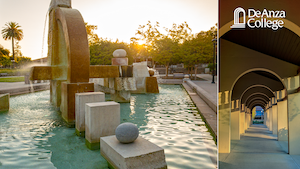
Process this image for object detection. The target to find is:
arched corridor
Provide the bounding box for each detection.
[219,0,300,168]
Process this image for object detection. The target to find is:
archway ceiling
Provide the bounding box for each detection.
[247,98,267,107]
[245,94,269,106]
[249,101,265,111]
[221,27,300,66]
[232,71,283,100]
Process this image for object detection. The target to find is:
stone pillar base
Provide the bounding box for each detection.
[76,129,85,137]
[75,92,105,137]
[0,93,9,112]
[60,82,94,124]
[86,139,100,150]
[85,101,120,150]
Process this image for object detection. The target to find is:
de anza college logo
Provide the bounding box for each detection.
[230,7,286,30]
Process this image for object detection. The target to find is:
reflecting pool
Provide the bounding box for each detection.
[0,85,216,169]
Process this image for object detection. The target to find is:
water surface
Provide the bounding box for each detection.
[0,85,216,169]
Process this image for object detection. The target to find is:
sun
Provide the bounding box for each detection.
[137,39,146,45]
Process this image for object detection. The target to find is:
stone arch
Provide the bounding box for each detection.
[230,68,286,93]
[54,7,90,83]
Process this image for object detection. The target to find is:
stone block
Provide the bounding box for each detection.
[29,66,52,81]
[75,92,105,137]
[0,93,9,112]
[89,65,119,78]
[120,66,133,77]
[100,136,167,169]
[146,77,159,93]
[49,0,71,10]
[112,58,128,65]
[85,101,120,150]
[60,82,94,125]
[131,77,146,94]
[133,62,150,78]
[114,78,136,91]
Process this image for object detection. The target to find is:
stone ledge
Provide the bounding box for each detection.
[0,84,50,96]
[100,136,167,169]
[182,83,217,140]
[186,80,217,112]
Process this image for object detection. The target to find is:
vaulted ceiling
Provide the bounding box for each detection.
[221,27,300,66]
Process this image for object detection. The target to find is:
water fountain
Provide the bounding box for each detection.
[29,0,159,124]
[0,0,217,168]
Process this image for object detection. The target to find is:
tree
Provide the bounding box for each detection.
[181,24,217,77]
[165,22,193,43]
[89,38,133,65]
[85,22,99,45]
[1,22,24,61]
[16,56,31,68]
[0,45,11,67]
[0,44,10,56]
[152,37,179,77]
[14,41,22,59]
[128,39,149,62]
[134,21,162,61]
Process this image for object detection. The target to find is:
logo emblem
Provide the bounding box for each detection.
[231,7,246,29]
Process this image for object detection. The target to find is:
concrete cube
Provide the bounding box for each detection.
[112,58,128,65]
[0,93,9,112]
[75,92,105,137]
[100,136,167,169]
[85,101,120,150]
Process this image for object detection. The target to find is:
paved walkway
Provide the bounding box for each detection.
[194,74,217,101]
[220,124,300,169]
[0,81,49,95]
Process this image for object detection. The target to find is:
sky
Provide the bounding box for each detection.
[0,0,217,60]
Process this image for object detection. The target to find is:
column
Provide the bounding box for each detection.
[269,103,273,132]
[240,111,245,134]
[231,100,240,140]
[277,99,288,141]
[219,91,231,153]
[288,92,300,155]
[272,100,278,135]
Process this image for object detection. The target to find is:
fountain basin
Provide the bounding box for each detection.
[0,85,216,168]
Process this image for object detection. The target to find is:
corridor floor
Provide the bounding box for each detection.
[219,124,300,169]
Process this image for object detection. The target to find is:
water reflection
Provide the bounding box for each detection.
[0,85,216,169]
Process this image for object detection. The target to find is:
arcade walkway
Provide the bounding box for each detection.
[219,124,300,169]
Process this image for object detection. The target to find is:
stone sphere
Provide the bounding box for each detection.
[113,49,127,58]
[115,122,139,143]
[149,70,155,76]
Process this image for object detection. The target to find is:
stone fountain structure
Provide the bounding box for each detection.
[18,1,166,167]
[29,0,159,124]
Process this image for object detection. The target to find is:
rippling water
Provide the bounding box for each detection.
[0,85,216,169]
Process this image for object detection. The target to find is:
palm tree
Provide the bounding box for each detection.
[1,22,23,61]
